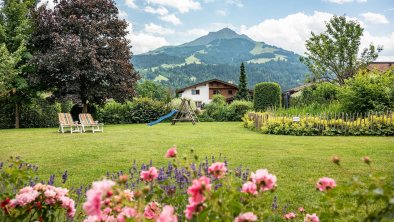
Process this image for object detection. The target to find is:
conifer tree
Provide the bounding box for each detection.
[235,62,249,100]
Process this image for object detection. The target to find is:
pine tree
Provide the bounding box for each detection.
[235,62,249,100]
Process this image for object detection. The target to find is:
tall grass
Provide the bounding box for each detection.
[267,102,342,115]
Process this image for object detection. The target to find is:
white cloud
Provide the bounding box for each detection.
[361,31,394,61]
[216,9,227,16]
[159,14,182,25]
[37,0,56,9]
[126,22,169,54]
[125,0,138,9]
[144,6,169,15]
[146,0,201,13]
[240,11,333,54]
[118,10,128,19]
[361,12,389,24]
[144,23,175,35]
[325,0,366,4]
[184,28,210,36]
[226,0,244,7]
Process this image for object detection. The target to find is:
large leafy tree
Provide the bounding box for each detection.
[301,15,382,85]
[31,0,139,112]
[0,0,36,128]
[235,62,249,100]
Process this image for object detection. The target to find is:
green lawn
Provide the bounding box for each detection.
[0,122,393,209]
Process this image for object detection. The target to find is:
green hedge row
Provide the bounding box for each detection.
[253,82,281,111]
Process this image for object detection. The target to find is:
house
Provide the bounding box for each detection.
[367,62,394,72]
[176,79,252,108]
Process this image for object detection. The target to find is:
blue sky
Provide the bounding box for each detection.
[40,0,394,60]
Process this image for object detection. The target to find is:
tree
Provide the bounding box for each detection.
[31,0,139,113]
[136,80,172,103]
[301,15,382,85]
[254,82,281,111]
[235,62,249,100]
[0,0,36,128]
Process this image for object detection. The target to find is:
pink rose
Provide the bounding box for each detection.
[156,205,178,222]
[144,201,161,219]
[298,207,305,212]
[234,212,257,222]
[208,162,227,178]
[304,213,319,222]
[165,146,177,158]
[184,202,199,220]
[284,212,296,220]
[140,167,159,182]
[241,181,258,195]
[251,169,277,192]
[316,177,336,191]
[187,176,211,203]
[83,190,102,217]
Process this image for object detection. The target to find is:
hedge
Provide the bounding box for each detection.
[253,82,281,111]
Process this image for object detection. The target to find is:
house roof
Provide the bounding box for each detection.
[367,62,394,72]
[282,83,314,95]
[176,79,240,93]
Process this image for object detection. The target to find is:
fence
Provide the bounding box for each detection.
[245,111,394,136]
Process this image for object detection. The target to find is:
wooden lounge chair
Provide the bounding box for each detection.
[79,113,104,133]
[58,113,81,133]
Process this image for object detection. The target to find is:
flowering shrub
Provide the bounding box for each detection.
[243,112,394,136]
[1,150,393,221]
[1,183,75,221]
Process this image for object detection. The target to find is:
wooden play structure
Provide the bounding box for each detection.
[171,99,199,125]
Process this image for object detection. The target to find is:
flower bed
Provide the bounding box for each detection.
[243,112,394,136]
[0,149,392,221]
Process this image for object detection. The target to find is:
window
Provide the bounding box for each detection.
[228,90,233,95]
[213,90,221,95]
[192,89,200,95]
[195,101,202,108]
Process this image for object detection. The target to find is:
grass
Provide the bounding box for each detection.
[0,122,393,210]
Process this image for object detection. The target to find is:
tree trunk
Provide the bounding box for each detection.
[15,102,20,129]
[82,102,88,113]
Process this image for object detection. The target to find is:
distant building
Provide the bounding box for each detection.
[176,79,252,108]
[367,62,394,72]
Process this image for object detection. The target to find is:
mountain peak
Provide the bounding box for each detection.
[182,28,253,47]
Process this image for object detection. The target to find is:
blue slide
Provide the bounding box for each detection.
[147,110,178,126]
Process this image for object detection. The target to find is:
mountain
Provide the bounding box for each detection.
[133,28,308,91]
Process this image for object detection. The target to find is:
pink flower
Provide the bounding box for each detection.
[123,189,134,201]
[234,212,257,222]
[251,169,277,192]
[117,207,137,222]
[13,188,39,206]
[91,179,115,194]
[144,201,161,219]
[316,177,336,191]
[208,162,227,178]
[284,212,296,220]
[60,196,76,218]
[298,207,305,212]
[156,205,178,222]
[140,167,159,182]
[165,146,177,158]
[83,190,102,217]
[187,176,211,203]
[241,181,258,195]
[304,213,319,222]
[184,202,199,220]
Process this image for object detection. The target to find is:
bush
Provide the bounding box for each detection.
[243,111,394,136]
[129,98,170,123]
[339,69,394,113]
[254,82,281,111]
[227,100,253,121]
[96,98,170,124]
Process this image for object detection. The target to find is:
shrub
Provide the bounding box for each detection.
[128,98,169,123]
[243,111,394,136]
[339,69,394,113]
[254,82,281,111]
[227,100,253,121]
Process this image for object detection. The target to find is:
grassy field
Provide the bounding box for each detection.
[0,122,393,209]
